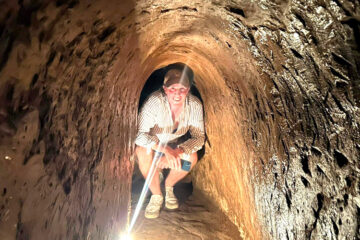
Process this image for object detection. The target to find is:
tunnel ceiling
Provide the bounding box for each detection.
[0,0,359,239]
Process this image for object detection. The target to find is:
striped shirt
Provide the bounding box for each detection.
[135,89,205,155]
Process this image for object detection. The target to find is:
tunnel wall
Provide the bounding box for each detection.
[232,1,360,239]
[0,1,359,240]
[0,1,136,239]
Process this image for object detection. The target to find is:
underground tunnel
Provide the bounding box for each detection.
[0,0,359,239]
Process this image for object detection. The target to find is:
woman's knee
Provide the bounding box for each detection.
[135,146,152,163]
[135,145,146,156]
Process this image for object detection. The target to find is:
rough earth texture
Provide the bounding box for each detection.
[0,0,359,240]
[130,171,242,240]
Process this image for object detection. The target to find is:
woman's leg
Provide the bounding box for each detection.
[135,146,162,195]
[164,151,198,187]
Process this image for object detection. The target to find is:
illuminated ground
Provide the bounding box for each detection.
[130,170,242,240]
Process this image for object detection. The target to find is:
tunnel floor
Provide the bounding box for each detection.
[130,168,242,240]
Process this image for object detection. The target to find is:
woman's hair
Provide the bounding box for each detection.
[164,63,194,86]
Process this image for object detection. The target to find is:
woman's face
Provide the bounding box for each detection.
[163,83,189,107]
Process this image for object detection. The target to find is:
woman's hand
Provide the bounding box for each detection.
[161,146,184,170]
[157,155,169,169]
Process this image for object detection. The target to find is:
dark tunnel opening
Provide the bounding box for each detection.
[132,62,207,220]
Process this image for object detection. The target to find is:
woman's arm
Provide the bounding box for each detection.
[178,100,205,155]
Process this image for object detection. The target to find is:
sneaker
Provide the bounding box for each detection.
[165,186,179,209]
[145,195,163,219]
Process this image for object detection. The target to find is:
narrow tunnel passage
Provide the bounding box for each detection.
[0,1,359,240]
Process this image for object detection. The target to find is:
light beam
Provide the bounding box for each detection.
[128,143,167,232]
